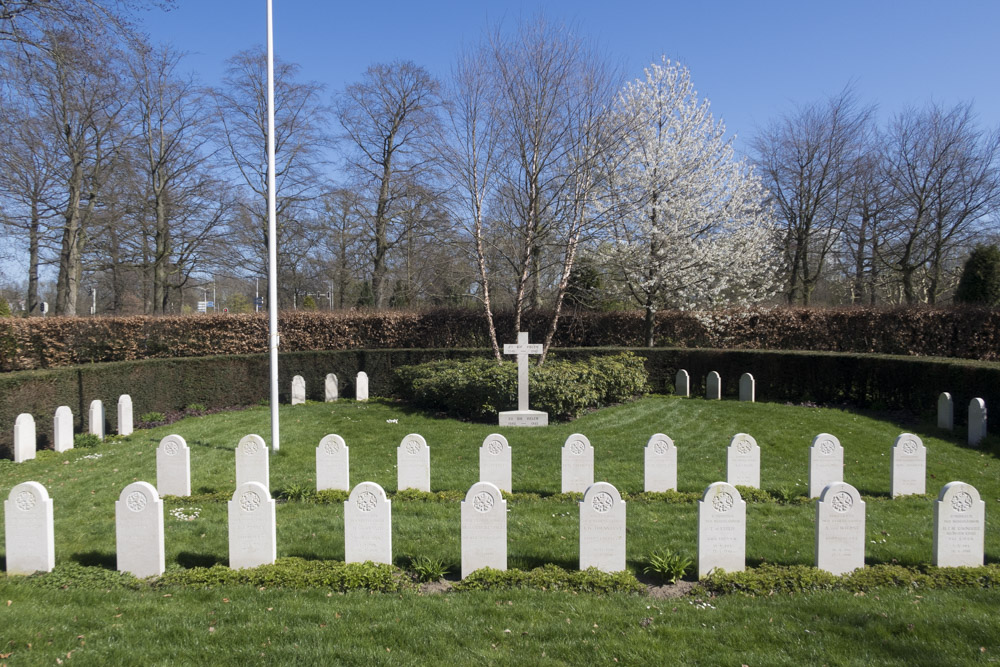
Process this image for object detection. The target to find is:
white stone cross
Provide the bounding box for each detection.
[504,332,543,412]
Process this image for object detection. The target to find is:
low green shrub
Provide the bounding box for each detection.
[23,562,142,590]
[453,564,644,594]
[73,433,102,449]
[643,549,693,584]
[185,403,207,412]
[157,557,413,592]
[139,411,165,423]
[409,556,450,582]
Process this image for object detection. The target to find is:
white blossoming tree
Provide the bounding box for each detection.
[604,58,778,346]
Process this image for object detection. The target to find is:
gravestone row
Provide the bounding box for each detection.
[288,372,369,403]
[12,396,135,463]
[675,369,756,403]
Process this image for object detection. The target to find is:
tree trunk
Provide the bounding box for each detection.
[27,201,41,315]
[644,302,655,348]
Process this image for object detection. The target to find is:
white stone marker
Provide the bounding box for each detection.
[13,413,36,463]
[968,398,987,446]
[316,434,350,492]
[291,375,306,405]
[235,434,269,491]
[727,433,761,488]
[156,434,191,497]
[115,481,165,578]
[580,482,626,572]
[809,433,844,498]
[698,482,746,578]
[498,331,548,426]
[4,481,54,575]
[117,394,133,436]
[644,433,677,492]
[479,433,512,493]
[706,371,721,400]
[88,399,105,439]
[325,373,338,402]
[461,481,507,578]
[933,481,985,567]
[675,369,690,397]
[53,406,74,452]
[739,373,755,402]
[890,433,926,498]
[937,392,953,431]
[228,481,276,569]
[561,433,594,493]
[815,481,865,575]
[344,481,391,564]
[355,371,369,401]
[397,433,430,492]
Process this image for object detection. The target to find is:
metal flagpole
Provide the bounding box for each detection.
[266,0,280,452]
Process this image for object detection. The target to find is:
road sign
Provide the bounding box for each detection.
[254,296,264,307]
[223,308,229,313]
[197,301,207,313]
[205,301,214,308]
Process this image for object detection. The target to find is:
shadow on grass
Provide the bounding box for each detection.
[176,552,226,568]
[72,551,116,569]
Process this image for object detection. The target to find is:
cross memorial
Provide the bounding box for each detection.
[498,331,548,427]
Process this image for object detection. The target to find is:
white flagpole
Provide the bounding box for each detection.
[266,0,280,452]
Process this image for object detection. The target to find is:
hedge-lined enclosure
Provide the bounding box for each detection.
[2,347,999,457]
[3,306,1000,370]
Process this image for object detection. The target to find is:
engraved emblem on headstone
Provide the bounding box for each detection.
[404,439,420,455]
[473,491,495,513]
[712,491,734,513]
[356,490,377,512]
[902,440,917,455]
[163,440,179,456]
[820,440,835,455]
[324,440,340,455]
[951,491,974,513]
[240,491,261,512]
[591,491,613,513]
[831,491,854,513]
[487,440,503,456]
[244,439,260,456]
[15,490,36,511]
[570,441,585,455]
[126,491,147,512]
[653,440,668,455]
[736,440,752,455]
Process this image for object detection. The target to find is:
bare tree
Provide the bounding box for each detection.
[0,0,172,52]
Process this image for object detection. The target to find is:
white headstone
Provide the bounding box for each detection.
[291,375,306,405]
[726,433,761,488]
[156,434,191,497]
[228,481,276,569]
[117,394,133,436]
[937,392,953,431]
[88,399,105,439]
[325,373,338,402]
[115,481,165,578]
[235,434,269,492]
[498,331,548,426]
[706,371,721,400]
[644,433,677,492]
[933,481,985,568]
[397,433,430,492]
[4,481,54,575]
[53,406,73,453]
[809,433,844,498]
[815,481,865,575]
[739,373,755,402]
[479,433,512,493]
[561,433,594,493]
[13,413,36,463]
[344,481,391,564]
[890,433,926,498]
[675,369,690,397]
[580,482,626,572]
[316,434,350,492]
[461,481,507,578]
[697,482,746,578]
[355,371,369,401]
[968,398,987,446]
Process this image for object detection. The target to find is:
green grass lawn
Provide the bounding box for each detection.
[2,395,999,665]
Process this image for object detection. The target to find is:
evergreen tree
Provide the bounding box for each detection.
[955,244,1000,306]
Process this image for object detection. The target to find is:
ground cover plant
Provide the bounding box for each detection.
[1,395,999,664]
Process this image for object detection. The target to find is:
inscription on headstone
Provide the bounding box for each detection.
[325,373,338,402]
[706,371,721,400]
[561,433,594,493]
[89,399,105,439]
[809,433,844,498]
[344,481,391,564]
[316,434,350,491]
[4,481,54,575]
[890,433,926,498]
[156,434,191,497]
[291,375,306,405]
[937,392,953,431]
[115,481,165,578]
[644,433,677,492]
[235,434,269,491]
[675,369,690,397]
[397,433,430,492]
[697,482,746,577]
[727,433,760,488]
[53,406,73,453]
[968,398,987,446]
[13,413,36,463]
[355,372,369,401]
[933,481,985,567]
[739,373,755,402]
[228,481,276,569]
[580,482,626,572]
[461,481,507,578]
[479,433,512,493]
[117,394,133,436]
[498,331,548,426]
[815,481,865,575]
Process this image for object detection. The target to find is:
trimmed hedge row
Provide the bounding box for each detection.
[4,306,1000,371]
[2,347,999,458]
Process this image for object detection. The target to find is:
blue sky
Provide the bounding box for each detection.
[141,0,1000,155]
